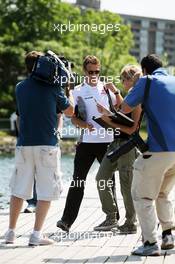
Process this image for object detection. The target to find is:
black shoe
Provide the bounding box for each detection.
[56,219,70,232]
[115,223,137,234]
[94,217,118,231]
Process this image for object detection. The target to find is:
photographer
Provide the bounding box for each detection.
[94,65,142,233]
[121,54,175,256]
[4,51,73,246]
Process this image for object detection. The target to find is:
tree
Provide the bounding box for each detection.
[0,0,136,117]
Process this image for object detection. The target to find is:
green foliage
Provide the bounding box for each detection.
[0,0,136,117]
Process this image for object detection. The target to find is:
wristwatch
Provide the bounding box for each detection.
[114,89,120,95]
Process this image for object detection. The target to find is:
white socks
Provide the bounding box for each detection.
[8,228,15,232]
[32,230,41,238]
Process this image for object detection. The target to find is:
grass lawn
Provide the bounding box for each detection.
[140,129,148,140]
[0,131,15,145]
[0,131,10,137]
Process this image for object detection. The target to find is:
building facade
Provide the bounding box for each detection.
[76,0,101,10]
[121,14,175,65]
[74,1,175,65]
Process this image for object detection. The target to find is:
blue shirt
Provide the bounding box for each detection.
[16,77,70,146]
[124,68,175,152]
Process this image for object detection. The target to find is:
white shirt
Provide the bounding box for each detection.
[72,81,116,143]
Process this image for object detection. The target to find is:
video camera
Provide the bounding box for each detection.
[107,132,149,162]
[32,50,74,89]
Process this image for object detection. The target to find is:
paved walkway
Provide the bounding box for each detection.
[0,168,175,264]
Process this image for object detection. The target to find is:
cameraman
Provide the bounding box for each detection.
[121,54,175,256]
[4,51,73,246]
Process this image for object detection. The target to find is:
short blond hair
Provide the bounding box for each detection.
[120,64,141,79]
[83,55,100,70]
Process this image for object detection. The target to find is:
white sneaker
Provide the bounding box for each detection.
[28,233,54,246]
[4,230,16,244]
[132,243,160,256]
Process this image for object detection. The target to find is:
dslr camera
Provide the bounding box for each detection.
[107,132,149,162]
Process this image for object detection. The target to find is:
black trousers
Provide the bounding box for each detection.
[61,142,119,226]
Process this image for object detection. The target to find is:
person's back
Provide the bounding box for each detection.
[5,51,73,246]
[147,70,175,150]
[134,68,175,151]
[16,77,60,146]
[122,54,175,256]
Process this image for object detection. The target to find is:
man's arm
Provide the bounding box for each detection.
[57,89,74,117]
[120,101,134,114]
[114,93,123,109]
[57,113,63,131]
[63,89,74,117]
[121,77,146,113]
[63,105,74,117]
[104,83,123,109]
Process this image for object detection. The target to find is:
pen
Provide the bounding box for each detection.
[93,97,98,104]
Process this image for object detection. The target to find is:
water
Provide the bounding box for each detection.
[0,154,99,209]
[0,154,74,209]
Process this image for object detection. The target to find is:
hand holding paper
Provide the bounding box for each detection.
[96,102,112,116]
[86,123,95,131]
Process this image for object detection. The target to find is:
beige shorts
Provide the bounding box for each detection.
[10,146,63,201]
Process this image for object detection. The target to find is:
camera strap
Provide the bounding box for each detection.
[131,77,152,143]
[137,76,152,130]
[141,75,168,151]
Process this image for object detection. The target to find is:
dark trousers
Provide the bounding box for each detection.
[61,142,119,226]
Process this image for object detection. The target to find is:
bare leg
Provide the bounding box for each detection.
[9,196,23,229]
[34,200,51,231]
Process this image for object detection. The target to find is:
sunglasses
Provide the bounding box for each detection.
[87,70,100,75]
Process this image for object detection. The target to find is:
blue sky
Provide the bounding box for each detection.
[63,0,175,21]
